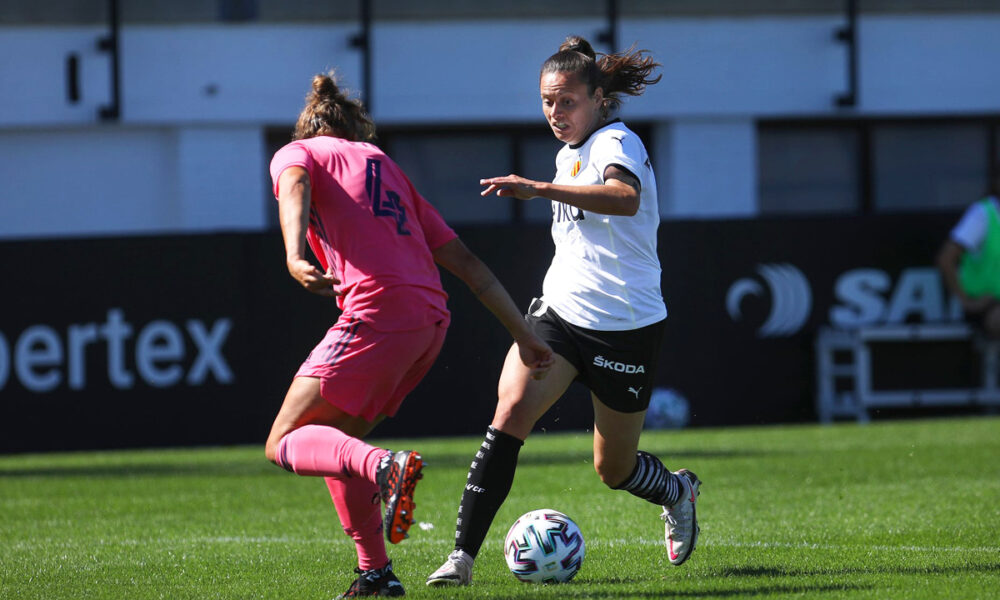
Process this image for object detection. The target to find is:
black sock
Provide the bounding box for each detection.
[614,450,681,507]
[454,426,523,558]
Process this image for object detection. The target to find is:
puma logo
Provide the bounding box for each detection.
[628,386,642,398]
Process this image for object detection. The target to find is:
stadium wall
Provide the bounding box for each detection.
[0,126,267,238]
[5,15,998,126]
[2,14,999,238]
[0,214,964,453]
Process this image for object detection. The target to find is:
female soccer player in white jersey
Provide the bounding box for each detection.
[427,36,701,586]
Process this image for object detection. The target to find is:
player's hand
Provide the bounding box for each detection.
[481,175,539,200]
[517,334,555,380]
[287,259,340,297]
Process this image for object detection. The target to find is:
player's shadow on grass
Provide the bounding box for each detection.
[490,582,871,598]
[0,461,279,479]
[719,562,1000,578]
[427,447,777,469]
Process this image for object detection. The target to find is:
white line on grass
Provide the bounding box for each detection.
[10,535,1000,556]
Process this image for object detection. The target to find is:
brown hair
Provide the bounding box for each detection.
[541,35,662,118]
[292,72,375,142]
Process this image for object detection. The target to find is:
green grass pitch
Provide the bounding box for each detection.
[2,416,998,599]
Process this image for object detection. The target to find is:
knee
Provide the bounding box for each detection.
[264,429,290,465]
[593,455,633,489]
[264,440,279,465]
[265,421,298,466]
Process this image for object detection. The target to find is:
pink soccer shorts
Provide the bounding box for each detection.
[296,316,448,421]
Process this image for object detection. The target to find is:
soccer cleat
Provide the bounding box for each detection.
[375,450,425,544]
[661,468,701,566]
[426,549,474,586]
[335,561,405,598]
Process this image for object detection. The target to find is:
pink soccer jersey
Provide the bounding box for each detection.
[270,136,457,332]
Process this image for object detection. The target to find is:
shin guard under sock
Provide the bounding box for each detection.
[326,476,388,571]
[454,426,523,558]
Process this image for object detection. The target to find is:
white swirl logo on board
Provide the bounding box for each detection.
[726,263,812,337]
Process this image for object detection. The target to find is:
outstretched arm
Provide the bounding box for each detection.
[432,238,554,379]
[480,165,640,216]
[277,166,340,297]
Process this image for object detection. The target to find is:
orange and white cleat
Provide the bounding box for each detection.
[376,450,425,544]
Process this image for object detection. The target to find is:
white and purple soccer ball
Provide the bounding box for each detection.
[503,509,585,583]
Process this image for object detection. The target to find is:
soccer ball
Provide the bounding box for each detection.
[503,509,585,583]
[644,387,690,430]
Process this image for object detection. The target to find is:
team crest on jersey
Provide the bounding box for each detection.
[570,157,582,177]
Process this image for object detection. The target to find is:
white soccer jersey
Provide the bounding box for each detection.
[540,120,667,331]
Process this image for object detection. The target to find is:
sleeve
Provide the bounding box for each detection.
[269,142,314,199]
[404,174,458,250]
[590,129,644,187]
[950,201,988,251]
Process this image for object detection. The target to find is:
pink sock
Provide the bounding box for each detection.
[275,424,385,481]
[326,476,388,571]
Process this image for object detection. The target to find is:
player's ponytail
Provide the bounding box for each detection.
[559,35,598,60]
[542,35,661,118]
[598,44,661,115]
[293,72,376,142]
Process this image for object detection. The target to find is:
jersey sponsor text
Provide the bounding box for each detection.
[593,355,646,374]
[553,202,585,223]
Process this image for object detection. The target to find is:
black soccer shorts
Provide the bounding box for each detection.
[525,298,666,413]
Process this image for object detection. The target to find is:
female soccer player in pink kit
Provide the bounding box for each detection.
[264,73,553,598]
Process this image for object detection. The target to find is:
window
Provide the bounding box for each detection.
[385,133,514,224]
[759,118,999,215]
[758,125,860,215]
[872,123,989,211]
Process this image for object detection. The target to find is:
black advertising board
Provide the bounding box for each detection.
[0,212,963,452]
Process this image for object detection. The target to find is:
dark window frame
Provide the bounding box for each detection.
[758,115,1000,216]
